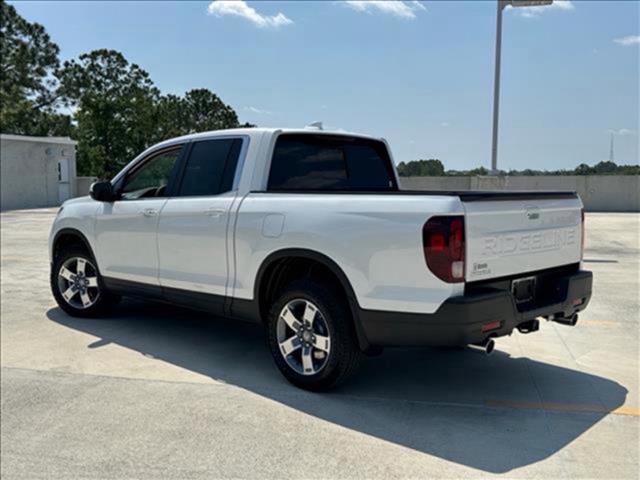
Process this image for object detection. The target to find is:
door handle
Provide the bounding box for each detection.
[206,208,226,217]
[141,208,158,217]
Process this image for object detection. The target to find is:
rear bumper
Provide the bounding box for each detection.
[359,269,592,347]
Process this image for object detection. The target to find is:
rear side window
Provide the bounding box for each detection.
[178,138,243,196]
[268,134,396,191]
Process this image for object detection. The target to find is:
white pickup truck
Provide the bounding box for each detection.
[49,127,592,390]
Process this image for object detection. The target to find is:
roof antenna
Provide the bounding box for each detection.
[305,121,323,130]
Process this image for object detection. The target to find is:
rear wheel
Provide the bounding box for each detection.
[267,280,363,391]
[51,248,118,317]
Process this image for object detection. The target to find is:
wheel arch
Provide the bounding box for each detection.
[252,248,371,351]
[52,228,97,264]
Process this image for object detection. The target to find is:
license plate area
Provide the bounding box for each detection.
[512,276,536,304]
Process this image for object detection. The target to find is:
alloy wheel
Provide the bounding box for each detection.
[57,257,100,309]
[276,299,331,376]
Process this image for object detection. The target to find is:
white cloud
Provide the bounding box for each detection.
[207,1,293,28]
[244,106,272,114]
[342,1,426,20]
[440,122,450,127]
[608,129,635,136]
[613,35,640,46]
[506,0,574,18]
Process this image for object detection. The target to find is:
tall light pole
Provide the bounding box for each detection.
[490,0,553,175]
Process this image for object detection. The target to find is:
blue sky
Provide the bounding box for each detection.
[12,0,640,170]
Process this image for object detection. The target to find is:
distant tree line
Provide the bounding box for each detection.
[397,159,639,177]
[0,1,253,178]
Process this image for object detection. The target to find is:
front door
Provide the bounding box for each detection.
[95,146,182,286]
[157,137,243,298]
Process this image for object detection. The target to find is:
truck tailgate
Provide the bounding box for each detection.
[463,194,583,281]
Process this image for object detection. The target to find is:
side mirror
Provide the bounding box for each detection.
[89,181,116,202]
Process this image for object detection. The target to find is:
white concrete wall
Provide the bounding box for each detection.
[0,136,77,210]
[75,176,97,197]
[400,175,639,212]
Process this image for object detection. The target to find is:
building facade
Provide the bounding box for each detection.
[0,134,78,210]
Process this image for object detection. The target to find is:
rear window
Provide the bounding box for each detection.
[267,134,396,191]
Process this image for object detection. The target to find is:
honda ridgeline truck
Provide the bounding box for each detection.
[49,127,592,390]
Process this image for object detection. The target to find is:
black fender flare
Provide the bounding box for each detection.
[52,228,98,265]
[252,248,370,351]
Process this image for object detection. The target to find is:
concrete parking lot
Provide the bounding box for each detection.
[1,208,638,479]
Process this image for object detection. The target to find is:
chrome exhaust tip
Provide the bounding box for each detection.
[552,313,579,327]
[468,338,495,356]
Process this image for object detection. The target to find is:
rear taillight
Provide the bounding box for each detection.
[423,216,465,283]
[580,208,585,260]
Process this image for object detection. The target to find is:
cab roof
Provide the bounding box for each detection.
[153,127,384,150]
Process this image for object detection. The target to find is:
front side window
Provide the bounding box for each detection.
[178,138,242,196]
[267,134,396,191]
[120,148,181,200]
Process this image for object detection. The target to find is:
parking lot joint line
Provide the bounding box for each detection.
[485,399,640,417]
[580,319,619,326]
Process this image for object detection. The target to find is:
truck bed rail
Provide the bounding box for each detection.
[251,190,578,201]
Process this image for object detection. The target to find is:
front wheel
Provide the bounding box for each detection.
[50,248,118,317]
[266,280,363,391]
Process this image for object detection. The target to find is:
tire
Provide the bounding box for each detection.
[266,279,363,391]
[50,247,118,317]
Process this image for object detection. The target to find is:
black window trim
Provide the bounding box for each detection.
[114,144,186,201]
[265,132,399,192]
[172,135,249,199]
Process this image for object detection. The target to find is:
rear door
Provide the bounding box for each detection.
[463,195,583,281]
[156,137,244,299]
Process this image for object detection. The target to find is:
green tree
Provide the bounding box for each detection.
[592,161,617,174]
[58,50,250,177]
[180,88,240,133]
[574,163,593,175]
[0,0,71,135]
[58,49,160,177]
[397,159,445,176]
[154,94,185,141]
[468,166,489,176]
[154,88,245,142]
